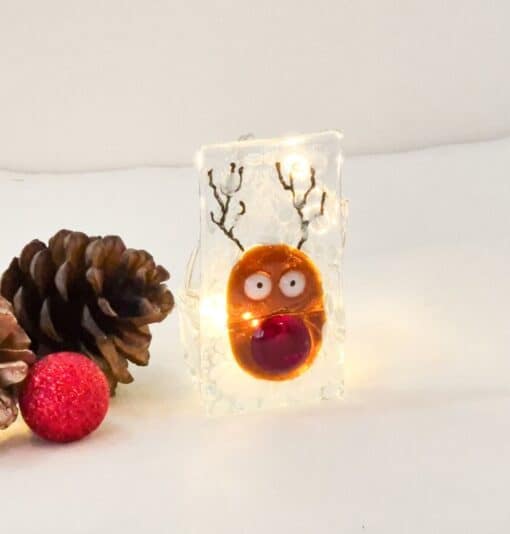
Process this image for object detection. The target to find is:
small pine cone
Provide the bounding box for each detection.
[1,230,174,394]
[0,296,35,429]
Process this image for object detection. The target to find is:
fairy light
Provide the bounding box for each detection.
[282,153,309,182]
[200,294,227,332]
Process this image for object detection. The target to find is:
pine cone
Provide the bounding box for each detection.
[1,230,174,394]
[0,296,35,429]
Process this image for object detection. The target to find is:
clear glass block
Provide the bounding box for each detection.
[178,131,347,413]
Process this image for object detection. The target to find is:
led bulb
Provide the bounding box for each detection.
[282,153,310,182]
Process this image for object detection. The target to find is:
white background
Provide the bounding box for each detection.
[0,0,509,170]
[1,1,510,532]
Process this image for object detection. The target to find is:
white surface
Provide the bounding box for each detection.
[1,137,509,532]
[1,0,510,170]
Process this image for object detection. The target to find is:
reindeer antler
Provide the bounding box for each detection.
[275,162,327,249]
[208,162,246,252]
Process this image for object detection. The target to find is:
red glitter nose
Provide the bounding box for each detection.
[251,314,311,374]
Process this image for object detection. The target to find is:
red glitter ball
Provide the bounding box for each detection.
[251,314,311,373]
[19,352,110,443]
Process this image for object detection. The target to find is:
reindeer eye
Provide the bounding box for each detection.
[244,272,272,301]
[279,270,306,298]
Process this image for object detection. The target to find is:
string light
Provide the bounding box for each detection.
[199,294,227,333]
[282,153,310,182]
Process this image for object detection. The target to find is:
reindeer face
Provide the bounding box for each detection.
[227,244,325,380]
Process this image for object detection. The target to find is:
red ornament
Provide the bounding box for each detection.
[19,352,109,443]
[251,314,311,374]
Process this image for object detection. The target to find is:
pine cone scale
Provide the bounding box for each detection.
[86,267,104,294]
[0,391,18,430]
[31,249,55,296]
[112,335,150,365]
[40,298,63,342]
[13,288,37,341]
[97,297,118,317]
[55,262,73,301]
[19,240,46,274]
[96,337,133,384]
[0,349,35,364]
[0,258,21,302]
[0,361,29,387]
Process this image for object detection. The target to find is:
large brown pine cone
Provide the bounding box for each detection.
[0,296,35,429]
[1,230,174,394]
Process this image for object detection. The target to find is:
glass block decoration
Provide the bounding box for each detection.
[178,131,347,413]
